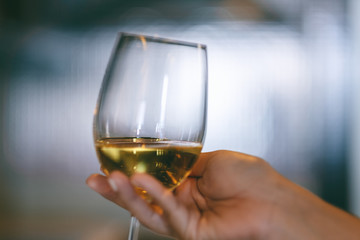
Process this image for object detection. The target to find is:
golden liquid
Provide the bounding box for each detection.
[95,138,202,189]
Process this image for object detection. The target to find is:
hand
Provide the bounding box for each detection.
[86,150,360,240]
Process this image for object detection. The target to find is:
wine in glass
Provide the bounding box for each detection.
[93,32,207,240]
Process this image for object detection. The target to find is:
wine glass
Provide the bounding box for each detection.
[93,32,208,240]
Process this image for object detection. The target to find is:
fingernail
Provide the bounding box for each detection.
[108,178,118,192]
[86,180,96,191]
[86,174,100,190]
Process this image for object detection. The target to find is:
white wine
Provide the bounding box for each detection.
[95,137,202,189]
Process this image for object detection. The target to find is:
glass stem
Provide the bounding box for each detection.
[128,216,140,240]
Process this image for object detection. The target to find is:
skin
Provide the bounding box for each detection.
[87,150,360,240]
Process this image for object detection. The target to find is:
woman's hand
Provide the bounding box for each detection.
[87,150,360,240]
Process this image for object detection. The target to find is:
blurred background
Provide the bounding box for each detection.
[1,0,360,239]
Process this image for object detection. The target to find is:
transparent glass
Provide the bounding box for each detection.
[93,32,207,240]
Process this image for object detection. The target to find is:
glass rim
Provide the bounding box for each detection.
[118,32,207,49]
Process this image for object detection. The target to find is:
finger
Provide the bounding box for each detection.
[86,173,123,206]
[131,174,189,236]
[87,172,169,234]
[87,172,147,211]
[108,172,170,235]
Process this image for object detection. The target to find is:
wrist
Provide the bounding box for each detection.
[268,176,360,240]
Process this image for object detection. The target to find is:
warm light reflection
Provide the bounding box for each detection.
[139,35,147,50]
[136,162,146,173]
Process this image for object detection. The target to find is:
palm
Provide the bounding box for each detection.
[166,151,274,240]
